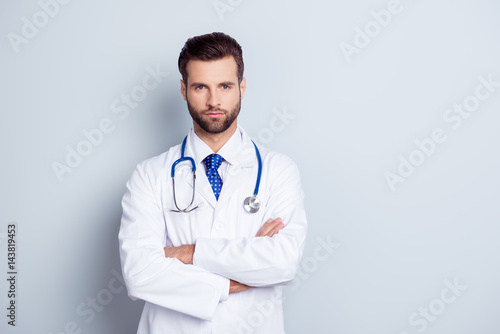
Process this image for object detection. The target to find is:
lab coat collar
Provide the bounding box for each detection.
[183,125,258,209]
[187,125,256,168]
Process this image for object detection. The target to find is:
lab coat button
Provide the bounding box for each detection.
[215,222,224,231]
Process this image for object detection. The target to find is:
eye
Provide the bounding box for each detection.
[195,85,205,91]
[221,85,230,90]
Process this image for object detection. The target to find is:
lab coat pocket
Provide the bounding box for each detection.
[163,199,215,246]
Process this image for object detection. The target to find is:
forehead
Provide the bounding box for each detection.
[185,55,238,83]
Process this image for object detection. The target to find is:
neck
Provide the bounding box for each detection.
[193,121,238,153]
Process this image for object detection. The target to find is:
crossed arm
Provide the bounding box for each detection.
[163,217,285,294]
[120,157,306,320]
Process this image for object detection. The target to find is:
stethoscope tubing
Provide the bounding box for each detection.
[171,135,262,213]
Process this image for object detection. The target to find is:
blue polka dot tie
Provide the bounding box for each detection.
[203,154,224,200]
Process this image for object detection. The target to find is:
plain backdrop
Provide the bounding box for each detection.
[1,0,499,333]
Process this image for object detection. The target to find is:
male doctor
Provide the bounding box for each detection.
[118,32,308,333]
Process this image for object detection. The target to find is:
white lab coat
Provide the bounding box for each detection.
[118,126,308,333]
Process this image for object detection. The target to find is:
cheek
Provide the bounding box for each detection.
[225,92,241,105]
[188,92,206,106]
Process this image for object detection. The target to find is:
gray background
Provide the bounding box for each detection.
[1,0,499,333]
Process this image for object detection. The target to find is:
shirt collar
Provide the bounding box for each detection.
[217,128,241,165]
[186,125,257,167]
[188,125,254,167]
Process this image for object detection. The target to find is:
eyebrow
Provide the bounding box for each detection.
[219,81,236,86]
[189,81,236,88]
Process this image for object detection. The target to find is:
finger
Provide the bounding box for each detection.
[256,219,280,237]
[260,220,284,237]
[260,220,280,237]
[269,218,284,236]
[255,219,274,237]
[268,221,285,237]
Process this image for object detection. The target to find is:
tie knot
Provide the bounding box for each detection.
[203,154,224,171]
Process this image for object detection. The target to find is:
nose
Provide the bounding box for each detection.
[206,91,220,109]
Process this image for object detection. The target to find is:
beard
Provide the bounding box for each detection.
[187,95,241,134]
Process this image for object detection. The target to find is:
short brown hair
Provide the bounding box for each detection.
[178,32,244,85]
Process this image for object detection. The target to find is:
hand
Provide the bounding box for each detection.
[229,218,285,295]
[164,244,195,264]
[256,217,284,237]
[229,280,252,294]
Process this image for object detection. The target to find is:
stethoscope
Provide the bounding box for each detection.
[170,136,262,213]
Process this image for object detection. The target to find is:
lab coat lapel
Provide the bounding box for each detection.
[217,137,257,208]
[217,164,255,206]
[184,162,217,209]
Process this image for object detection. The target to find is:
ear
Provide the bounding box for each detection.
[180,79,187,101]
[239,77,246,99]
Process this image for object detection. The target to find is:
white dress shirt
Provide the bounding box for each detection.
[118,125,308,333]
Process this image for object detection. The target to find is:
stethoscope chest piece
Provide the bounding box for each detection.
[243,195,260,213]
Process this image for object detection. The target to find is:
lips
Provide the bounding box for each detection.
[205,112,224,118]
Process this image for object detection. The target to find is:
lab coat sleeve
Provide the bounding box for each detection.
[193,155,308,287]
[118,162,230,321]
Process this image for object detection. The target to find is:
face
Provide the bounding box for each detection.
[181,55,246,135]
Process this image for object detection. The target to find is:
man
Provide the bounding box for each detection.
[118,32,308,333]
